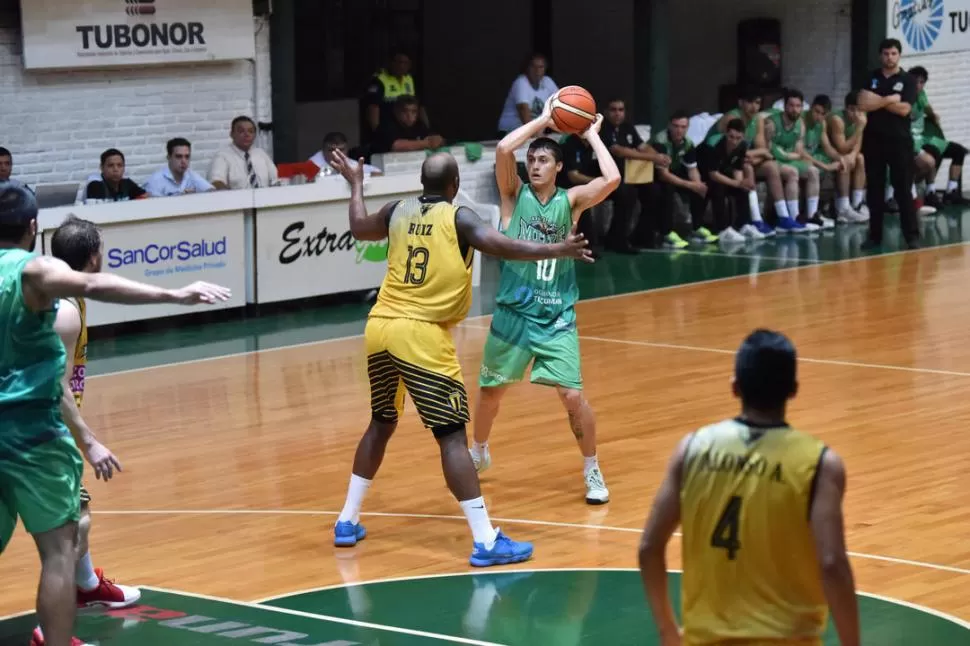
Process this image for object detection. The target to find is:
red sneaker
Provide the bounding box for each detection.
[76,568,141,609]
[29,627,93,646]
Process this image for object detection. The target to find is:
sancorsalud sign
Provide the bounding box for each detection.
[20,0,256,70]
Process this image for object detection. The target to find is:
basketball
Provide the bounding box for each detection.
[550,86,597,134]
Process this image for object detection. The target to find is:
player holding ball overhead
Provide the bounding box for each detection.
[470,88,620,505]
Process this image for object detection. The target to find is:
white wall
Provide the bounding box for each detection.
[0,17,272,187]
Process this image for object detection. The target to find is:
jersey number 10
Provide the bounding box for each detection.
[536,259,557,282]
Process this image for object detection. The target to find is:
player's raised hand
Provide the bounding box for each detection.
[559,225,595,263]
[540,93,557,128]
[172,281,232,305]
[331,148,365,186]
[582,113,605,140]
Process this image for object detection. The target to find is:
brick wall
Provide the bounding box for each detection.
[0,18,272,187]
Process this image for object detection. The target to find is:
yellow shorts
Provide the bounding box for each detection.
[364,316,469,433]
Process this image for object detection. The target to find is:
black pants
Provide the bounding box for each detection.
[707,181,750,231]
[863,132,918,244]
[608,182,657,247]
[659,181,707,237]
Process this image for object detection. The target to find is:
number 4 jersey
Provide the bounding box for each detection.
[679,418,829,645]
[495,184,578,323]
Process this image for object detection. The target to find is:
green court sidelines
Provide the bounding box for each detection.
[1,569,966,645]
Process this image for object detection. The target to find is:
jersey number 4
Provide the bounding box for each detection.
[710,495,742,560]
[536,259,557,282]
[405,245,430,285]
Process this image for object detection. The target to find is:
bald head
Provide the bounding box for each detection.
[421,152,459,197]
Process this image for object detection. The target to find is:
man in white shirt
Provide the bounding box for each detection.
[208,116,278,190]
[309,132,382,178]
[143,138,215,197]
[497,54,559,135]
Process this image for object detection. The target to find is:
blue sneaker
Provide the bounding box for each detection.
[333,520,366,547]
[775,216,807,234]
[469,530,533,567]
[753,220,776,237]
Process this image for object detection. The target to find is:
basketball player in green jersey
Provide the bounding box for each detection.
[705,87,802,234]
[826,91,870,221]
[0,186,230,646]
[470,94,620,504]
[765,88,828,230]
[639,329,859,646]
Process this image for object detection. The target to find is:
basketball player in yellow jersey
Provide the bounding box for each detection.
[329,149,593,566]
[638,329,859,646]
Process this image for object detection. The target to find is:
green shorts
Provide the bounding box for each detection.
[779,159,812,175]
[812,152,833,165]
[914,136,949,156]
[478,306,582,390]
[0,415,83,555]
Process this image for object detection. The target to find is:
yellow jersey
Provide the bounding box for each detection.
[368,196,473,327]
[680,418,828,645]
[66,297,87,409]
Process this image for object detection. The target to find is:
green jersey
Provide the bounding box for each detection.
[911,90,929,139]
[801,114,823,156]
[831,111,857,141]
[651,129,696,175]
[769,111,803,155]
[495,184,577,323]
[0,248,66,417]
[705,108,759,146]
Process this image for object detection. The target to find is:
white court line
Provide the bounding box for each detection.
[89,508,970,576]
[86,241,970,381]
[136,585,505,645]
[252,567,970,632]
[457,323,970,378]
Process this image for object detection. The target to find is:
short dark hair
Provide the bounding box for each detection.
[735,329,797,410]
[811,94,832,111]
[844,90,859,108]
[909,65,928,81]
[394,95,420,110]
[670,109,691,122]
[527,137,563,163]
[323,132,348,148]
[783,87,804,105]
[231,115,256,131]
[166,137,191,156]
[738,86,761,102]
[50,215,102,271]
[879,38,902,53]
[0,185,37,244]
[725,118,746,134]
[100,148,124,166]
[0,147,10,159]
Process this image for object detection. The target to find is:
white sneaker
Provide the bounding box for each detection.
[585,466,609,505]
[856,203,870,217]
[800,220,821,232]
[819,216,836,229]
[837,206,868,224]
[470,446,491,474]
[739,223,766,240]
[918,204,938,217]
[718,226,746,243]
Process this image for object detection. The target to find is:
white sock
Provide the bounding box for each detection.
[471,441,487,457]
[584,455,599,474]
[786,200,800,219]
[774,200,790,219]
[460,497,498,549]
[807,196,819,217]
[948,179,959,192]
[76,552,99,591]
[911,183,918,198]
[464,582,499,635]
[927,182,936,194]
[836,196,850,212]
[852,190,865,208]
[337,474,372,524]
[886,185,895,201]
[748,191,763,222]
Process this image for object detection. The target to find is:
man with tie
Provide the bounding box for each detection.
[208,116,279,190]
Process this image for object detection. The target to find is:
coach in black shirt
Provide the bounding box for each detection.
[858,38,919,249]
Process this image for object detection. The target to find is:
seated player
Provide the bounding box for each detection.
[697,118,758,242]
[818,92,870,223]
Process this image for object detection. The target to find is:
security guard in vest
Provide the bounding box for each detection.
[364,51,429,136]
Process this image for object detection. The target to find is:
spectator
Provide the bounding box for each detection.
[363,51,428,137]
[600,98,675,251]
[698,119,758,242]
[309,132,383,178]
[209,116,278,190]
[497,54,559,136]
[559,132,602,256]
[371,96,444,154]
[85,149,147,202]
[0,147,24,189]
[804,93,869,223]
[765,88,827,230]
[650,110,715,248]
[143,138,214,197]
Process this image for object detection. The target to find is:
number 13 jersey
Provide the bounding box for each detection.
[495,184,577,323]
[680,418,829,645]
[369,195,474,327]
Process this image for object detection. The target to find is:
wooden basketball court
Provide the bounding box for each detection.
[1,235,969,644]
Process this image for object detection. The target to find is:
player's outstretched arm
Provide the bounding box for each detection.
[496,95,555,201]
[568,114,621,216]
[23,255,231,307]
[810,449,860,646]
[53,301,121,481]
[330,148,394,241]
[639,433,691,646]
[455,206,593,263]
